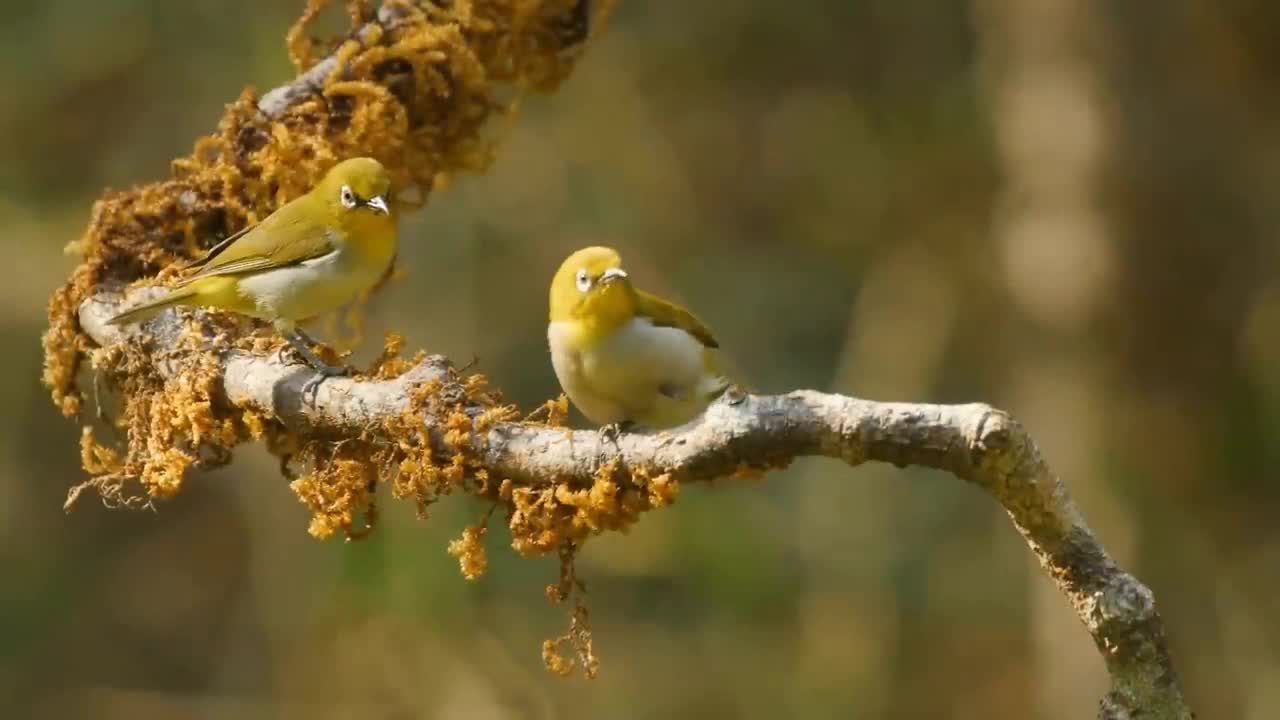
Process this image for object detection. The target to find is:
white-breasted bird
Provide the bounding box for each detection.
[106,157,397,375]
[547,246,730,429]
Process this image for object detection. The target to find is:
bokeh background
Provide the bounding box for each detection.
[4,0,1279,717]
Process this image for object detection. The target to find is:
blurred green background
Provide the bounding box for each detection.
[4,0,1280,717]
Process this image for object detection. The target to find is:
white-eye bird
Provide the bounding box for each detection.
[547,246,730,430]
[107,157,397,376]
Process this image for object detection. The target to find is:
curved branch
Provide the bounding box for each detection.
[79,290,1192,719]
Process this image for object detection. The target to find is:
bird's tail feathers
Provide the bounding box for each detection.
[105,287,196,326]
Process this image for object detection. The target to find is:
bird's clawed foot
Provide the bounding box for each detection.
[725,384,749,406]
[597,420,636,447]
[281,331,353,381]
[313,362,354,378]
[300,359,353,405]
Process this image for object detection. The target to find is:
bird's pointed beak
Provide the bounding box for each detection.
[600,268,628,284]
[366,195,390,215]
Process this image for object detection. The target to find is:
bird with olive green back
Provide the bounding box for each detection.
[548,246,732,430]
[107,157,397,376]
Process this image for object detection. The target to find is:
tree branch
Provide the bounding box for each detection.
[79,288,1193,719]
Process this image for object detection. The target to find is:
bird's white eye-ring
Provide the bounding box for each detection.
[575,269,592,292]
[339,185,357,209]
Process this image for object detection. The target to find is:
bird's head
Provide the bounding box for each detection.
[549,246,637,330]
[320,157,393,232]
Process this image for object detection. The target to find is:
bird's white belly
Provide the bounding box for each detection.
[236,248,384,322]
[547,317,709,427]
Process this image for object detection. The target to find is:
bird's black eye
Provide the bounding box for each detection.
[575,269,592,292]
[339,185,357,209]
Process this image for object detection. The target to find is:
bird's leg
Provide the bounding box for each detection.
[283,332,352,377]
[292,326,322,348]
[273,319,303,365]
[274,319,351,378]
[592,420,636,474]
[725,383,749,406]
[597,420,635,448]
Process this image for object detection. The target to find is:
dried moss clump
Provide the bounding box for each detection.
[447,523,489,580]
[542,546,598,678]
[68,315,254,507]
[506,460,679,556]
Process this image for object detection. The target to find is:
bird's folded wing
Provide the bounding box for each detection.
[182,208,334,282]
[635,289,720,348]
[185,220,259,271]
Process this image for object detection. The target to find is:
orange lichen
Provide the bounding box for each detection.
[541,545,597,677]
[541,601,597,679]
[288,439,381,540]
[60,318,252,509]
[525,393,570,426]
[447,523,489,580]
[366,332,428,378]
[507,460,682,557]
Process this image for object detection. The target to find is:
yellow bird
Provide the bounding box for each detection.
[547,246,730,430]
[107,157,397,376]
